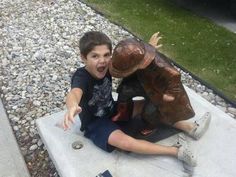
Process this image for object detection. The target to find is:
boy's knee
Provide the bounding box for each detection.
[108,130,133,150]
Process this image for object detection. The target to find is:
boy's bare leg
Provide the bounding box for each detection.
[109,130,197,167]
[173,120,194,133]
[173,112,211,140]
[108,129,177,156]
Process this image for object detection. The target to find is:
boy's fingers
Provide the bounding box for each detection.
[69,113,75,124]
[149,32,157,41]
[156,36,162,41]
[152,32,160,39]
[152,32,159,37]
[155,44,163,49]
[63,113,73,129]
[152,37,162,43]
[76,107,82,114]
[63,107,81,130]
[149,32,162,48]
[63,114,70,130]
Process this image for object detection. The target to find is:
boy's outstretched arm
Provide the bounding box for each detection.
[63,88,83,130]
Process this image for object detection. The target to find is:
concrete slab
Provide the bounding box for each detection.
[36,87,236,177]
[0,99,30,177]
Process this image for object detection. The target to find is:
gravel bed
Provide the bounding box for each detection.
[0,0,235,176]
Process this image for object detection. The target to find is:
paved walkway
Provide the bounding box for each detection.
[0,99,30,177]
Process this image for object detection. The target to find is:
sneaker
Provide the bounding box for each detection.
[174,133,197,167]
[188,112,211,140]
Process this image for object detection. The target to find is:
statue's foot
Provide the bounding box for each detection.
[188,112,211,140]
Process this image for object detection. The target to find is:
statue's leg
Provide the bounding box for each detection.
[140,102,161,135]
[112,74,146,122]
[112,102,133,121]
[117,74,146,102]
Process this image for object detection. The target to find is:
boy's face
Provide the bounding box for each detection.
[82,45,111,79]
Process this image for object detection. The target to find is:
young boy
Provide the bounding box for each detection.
[63,31,196,167]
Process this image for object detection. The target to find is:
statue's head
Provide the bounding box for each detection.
[109,38,156,78]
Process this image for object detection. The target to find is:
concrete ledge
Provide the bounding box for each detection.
[36,87,236,177]
[0,99,30,177]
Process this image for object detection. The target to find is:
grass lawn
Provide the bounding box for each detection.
[82,0,236,102]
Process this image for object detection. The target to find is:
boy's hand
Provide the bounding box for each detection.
[63,106,82,130]
[149,32,162,49]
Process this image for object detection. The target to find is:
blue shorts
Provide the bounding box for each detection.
[84,117,120,152]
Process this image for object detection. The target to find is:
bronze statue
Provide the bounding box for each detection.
[109,34,211,138]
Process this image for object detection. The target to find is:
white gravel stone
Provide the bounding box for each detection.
[216,105,226,112]
[37,139,43,147]
[227,113,235,118]
[29,144,38,151]
[33,101,41,106]
[228,107,236,115]
[13,126,19,131]
[12,116,20,122]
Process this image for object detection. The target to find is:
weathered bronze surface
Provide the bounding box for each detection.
[110,38,195,128]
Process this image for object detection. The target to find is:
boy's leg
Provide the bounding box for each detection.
[108,129,177,156]
[85,117,197,166]
[84,118,121,152]
[111,102,133,121]
[108,130,197,167]
[84,117,166,153]
[173,112,211,140]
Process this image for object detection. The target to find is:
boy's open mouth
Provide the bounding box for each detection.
[97,66,106,73]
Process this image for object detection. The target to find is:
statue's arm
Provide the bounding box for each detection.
[161,66,182,102]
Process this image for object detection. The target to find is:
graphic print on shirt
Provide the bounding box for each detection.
[88,77,113,117]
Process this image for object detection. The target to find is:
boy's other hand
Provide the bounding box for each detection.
[149,32,162,49]
[63,106,82,130]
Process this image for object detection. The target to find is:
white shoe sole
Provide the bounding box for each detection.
[189,112,211,140]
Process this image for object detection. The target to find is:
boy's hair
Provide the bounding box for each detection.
[79,31,112,57]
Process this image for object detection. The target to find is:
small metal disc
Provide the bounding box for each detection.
[72,140,83,150]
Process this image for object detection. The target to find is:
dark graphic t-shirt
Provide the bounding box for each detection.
[71,67,115,131]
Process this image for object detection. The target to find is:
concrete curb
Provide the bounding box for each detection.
[0,99,30,177]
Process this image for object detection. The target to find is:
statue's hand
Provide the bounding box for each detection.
[149,32,162,49]
[163,94,175,102]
